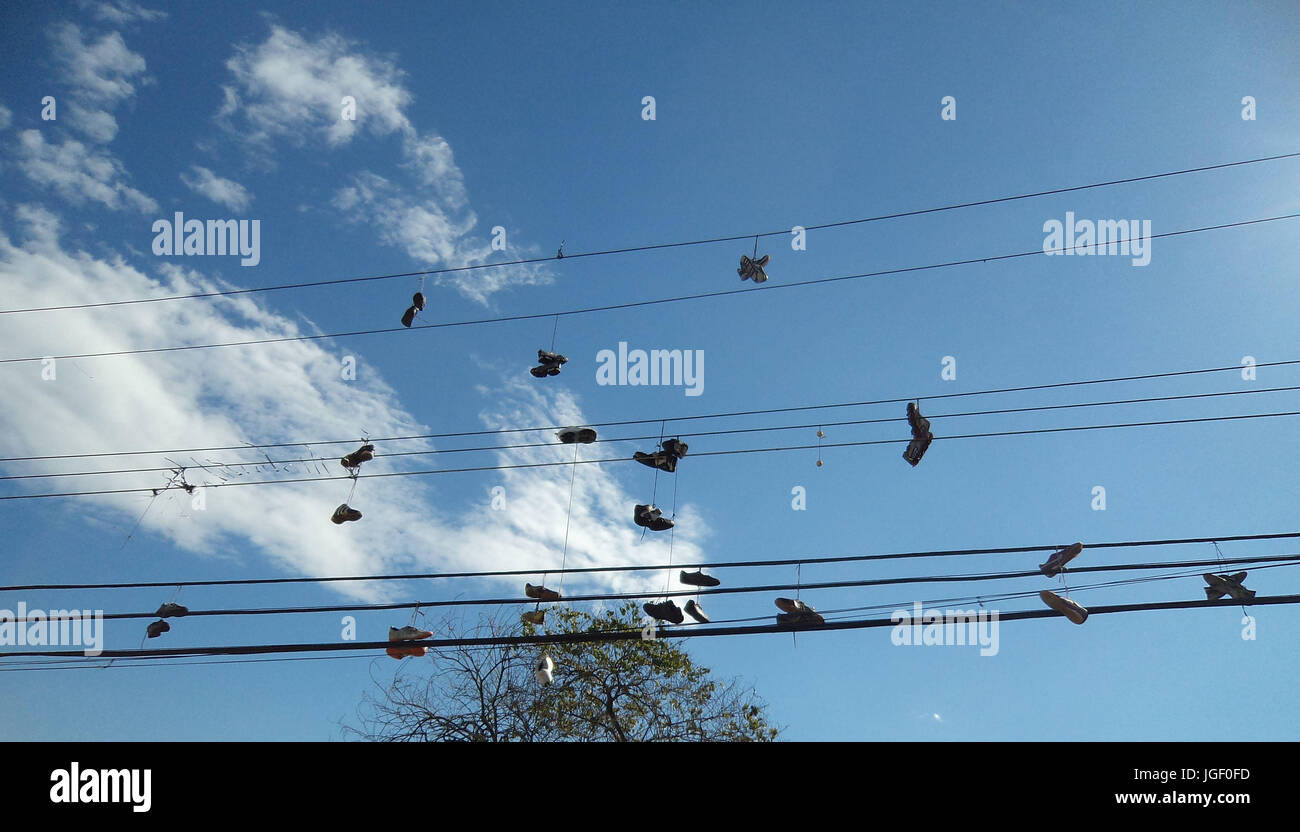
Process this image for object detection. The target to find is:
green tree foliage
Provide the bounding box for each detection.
[347,602,779,742]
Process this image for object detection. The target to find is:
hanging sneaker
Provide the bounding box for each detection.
[684,599,711,623]
[634,504,674,531]
[738,254,770,283]
[521,609,547,625]
[1203,572,1255,604]
[679,569,720,587]
[331,504,362,524]
[340,443,376,470]
[776,610,825,627]
[401,306,417,328]
[387,645,427,660]
[906,402,931,436]
[633,450,677,472]
[1039,542,1084,577]
[535,653,555,686]
[661,438,689,459]
[155,602,188,618]
[903,434,932,467]
[643,599,684,624]
[525,583,562,602]
[146,620,170,638]
[1039,590,1088,624]
[537,350,568,366]
[412,291,426,312]
[774,597,815,615]
[389,625,433,642]
[556,426,597,444]
[530,364,551,378]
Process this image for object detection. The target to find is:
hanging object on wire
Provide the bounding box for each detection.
[679,569,719,587]
[634,503,674,531]
[774,597,824,627]
[1203,572,1255,604]
[1039,542,1083,577]
[902,401,934,467]
[340,442,376,472]
[643,598,684,624]
[531,349,568,378]
[525,583,562,602]
[521,608,546,625]
[1039,589,1089,624]
[145,619,170,638]
[556,240,565,259]
[154,601,188,618]
[816,428,825,467]
[633,438,688,473]
[535,652,555,686]
[738,236,770,283]
[556,426,597,444]
[386,624,433,660]
[400,290,427,328]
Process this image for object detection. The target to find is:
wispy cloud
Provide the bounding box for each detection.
[50,23,151,144]
[180,165,253,212]
[218,25,551,303]
[79,0,167,25]
[15,130,157,212]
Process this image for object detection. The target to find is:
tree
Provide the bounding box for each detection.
[346,602,779,742]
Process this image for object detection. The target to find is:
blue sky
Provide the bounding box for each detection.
[2,0,1299,741]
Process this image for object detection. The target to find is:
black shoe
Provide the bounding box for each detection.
[146,620,170,638]
[412,291,426,312]
[903,433,932,467]
[684,599,710,623]
[906,402,931,437]
[155,602,189,618]
[331,503,362,524]
[556,426,597,444]
[661,438,689,459]
[537,350,568,365]
[340,443,376,470]
[643,600,684,624]
[633,450,677,472]
[401,306,417,328]
[776,610,825,627]
[679,569,720,587]
[634,504,674,531]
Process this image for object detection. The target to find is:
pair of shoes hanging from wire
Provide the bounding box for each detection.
[634,504,674,531]
[400,291,427,328]
[902,402,934,467]
[1038,542,1088,623]
[774,597,824,627]
[738,254,770,283]
[1203,571,1255,603]
[387,624,433,660]
[145,596,189,639]
[633,438,688,473]
[530,349,567,378]
[332,440,373,524]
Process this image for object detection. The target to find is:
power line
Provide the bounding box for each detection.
[8,356,1298,464]
[6,212,1297,365]
[7,530,1298,592]
[8,382,1300,482]
[5,151,1295,317]
[7,554,1296,623]
[4,593,1297,660]
[5,407,1300,501]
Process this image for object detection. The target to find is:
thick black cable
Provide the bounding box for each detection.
[5,594,1298,660]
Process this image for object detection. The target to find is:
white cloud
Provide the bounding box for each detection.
[0,103,12,131]
[80,0,167,25]
[49,23,151,144]
[180,165,254,212]
[220,25,549,303]
[14,130,157,213]
[0,226,703,606]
